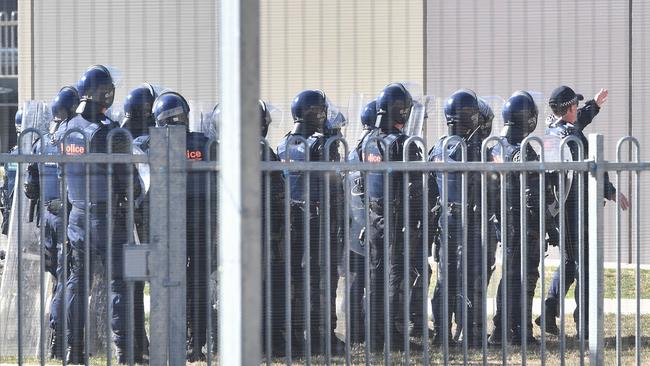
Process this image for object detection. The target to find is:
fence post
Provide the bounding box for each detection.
[147,126,187,365]
[219,0,261,365]
[588,133,605,366]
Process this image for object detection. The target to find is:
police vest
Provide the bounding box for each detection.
[365,133,402,203]
[60,118,110,204]
[186,132,211,199]
[277,133,328,202]
[429,137,464,205]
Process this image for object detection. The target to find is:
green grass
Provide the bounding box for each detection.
[2,315,646,365]
[428,264,650,300]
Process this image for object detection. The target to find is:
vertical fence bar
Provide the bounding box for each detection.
[324,152,333,365]
[363,166,371,366]
[283,154,292,365]
[461,155,468,366]
[421,160,430,366]
[520,163,528,365]
[16,151,23,364]
[343,157,352,366]
[403,161,411,363]
[218,0,261,364]
[500,163,507,366]
[37,149,45,366]
[304,157,311,365]
[383,158,391,366]
[616,163,622,366]
[538,149,547,366]
[588,134,605,366]
[558,166,566,366]
[635,163,641,366]
[577,156,585,366]
[480,145,489,365]
[263,145,271,365]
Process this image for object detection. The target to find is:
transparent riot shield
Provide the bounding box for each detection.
[344,93,371,141]
[0,100,52,357]
[480,95,505,137]
[542,134,575,204]
[426,96,448,143]
[406,100,426,137]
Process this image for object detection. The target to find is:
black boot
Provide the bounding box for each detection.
[49,331,65,359]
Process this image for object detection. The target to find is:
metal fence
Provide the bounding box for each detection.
[0,123,646,364]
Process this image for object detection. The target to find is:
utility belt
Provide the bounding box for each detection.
[70,199,128,213]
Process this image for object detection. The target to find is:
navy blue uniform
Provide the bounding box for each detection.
[544,100,616,333]
[277,132,344,354]
[24,131,68,358]
[184,132,214,354]
[261,142,287,355]
[56,111,134,357]
[346,128,376,343]
[429,135,487,345]
[364,129,423,351]
[488,139,541,341]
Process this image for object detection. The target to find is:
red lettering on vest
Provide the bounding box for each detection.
[186,150,203,160]
[64,144,86,155]
[365,153,382,163]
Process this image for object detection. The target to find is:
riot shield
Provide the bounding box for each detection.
[106,104,124,124]
[480,95,505,137]
[406,100,426,137]
[21,100,52,150]
[344,93,371,141]
[188,100,212,133]
[542,134,574,204]
[426,96,447,142]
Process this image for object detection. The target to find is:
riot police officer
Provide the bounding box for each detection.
[121,83,157,139]
[364,83,423,351]
[277,90,345,355]
[258,99,287,357]
[121,83,159,360]
[537,86,628,338]
[1,109,21,236]
[23,87,78,359]
[57,65,135,364]
[488,91,541,345]
[429,89,485,347]
[346,100,377,343]
[152,90,214,361]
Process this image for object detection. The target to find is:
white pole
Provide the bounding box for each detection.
[219,0,261,365]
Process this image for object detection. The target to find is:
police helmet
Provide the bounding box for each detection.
[124,83,157,119]
[291,90,328,130]
[14,109,22,134]
[502,91,538,138]
[376,83,413,129]
[152,91,190,127]
[477,97,494,139]
[51,86,80,123]
[360,100,377,129]
[76,65,116,112]
[259,99,272,138]
[444,89,480,136]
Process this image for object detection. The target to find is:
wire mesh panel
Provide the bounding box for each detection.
[2,0,650,365]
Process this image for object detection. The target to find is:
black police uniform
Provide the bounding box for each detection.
[489,140,541,343]
[277,131,344,354]
[544,99,616,334]
[346,125,377,344]
[261,135,287,356]
[365,126,423,350]
[58,106,134,360]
